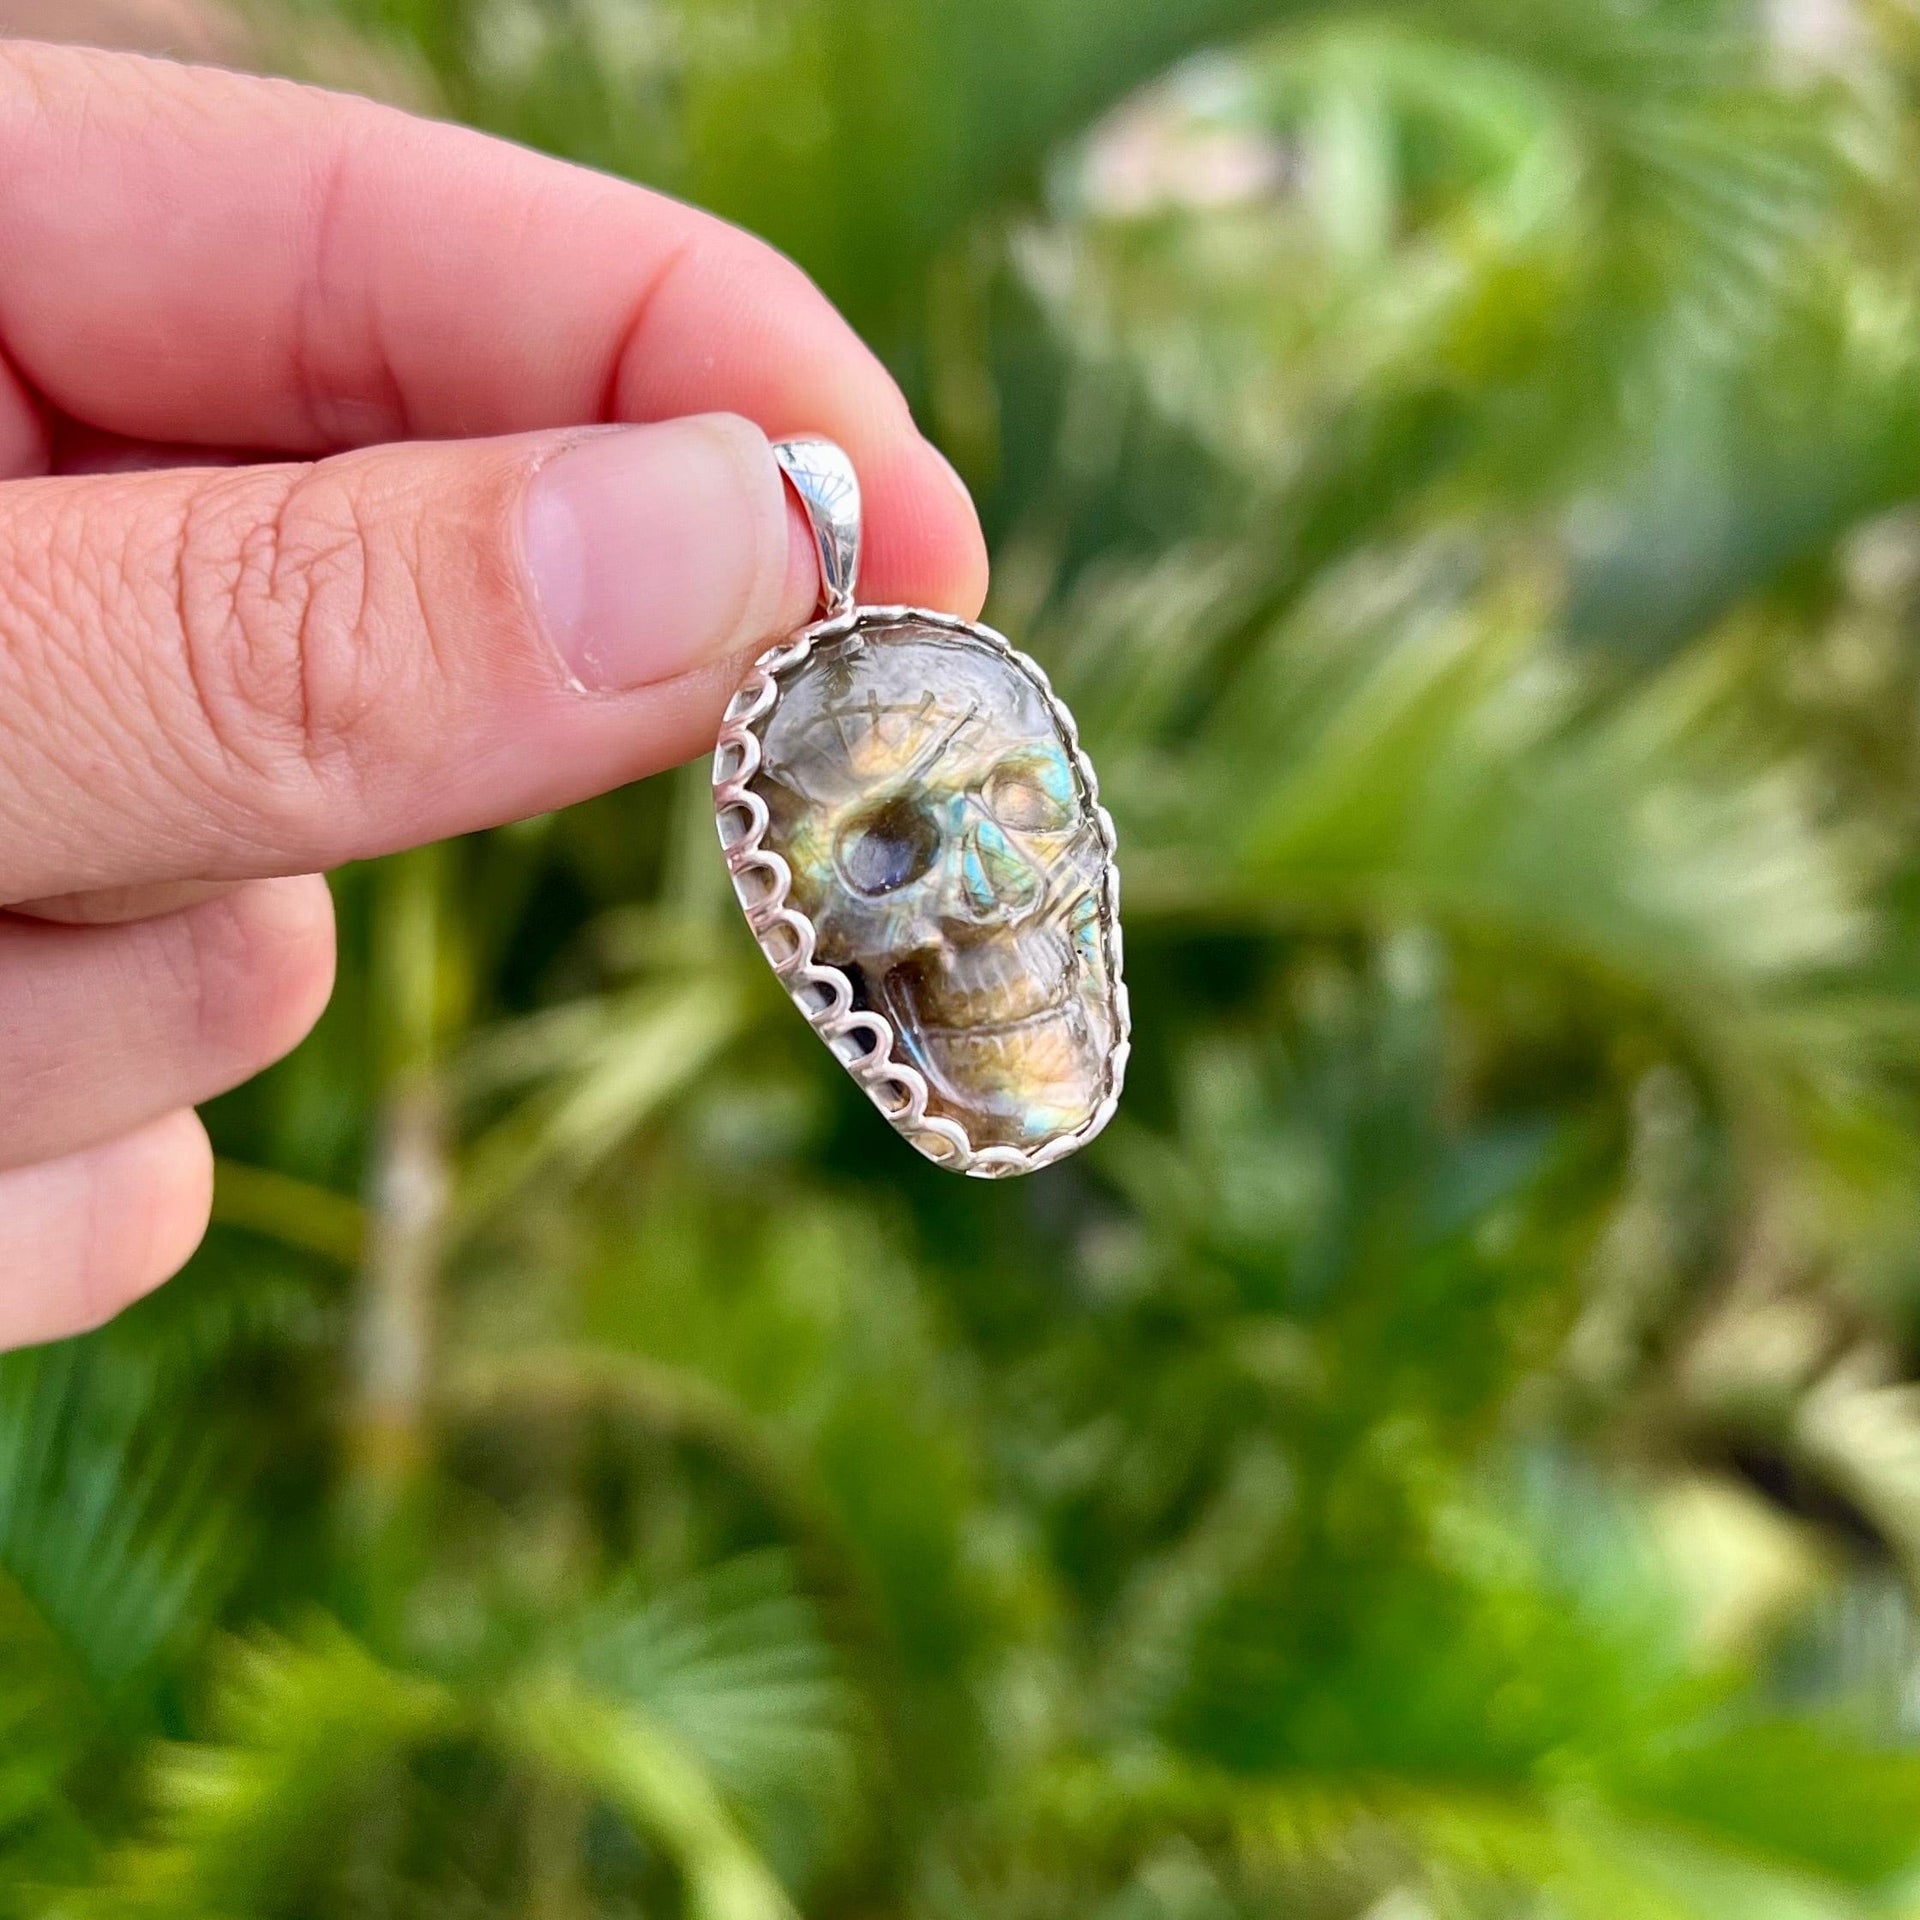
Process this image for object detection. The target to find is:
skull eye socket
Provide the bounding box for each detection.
[837,797,940,897]
[983,753,1075,834]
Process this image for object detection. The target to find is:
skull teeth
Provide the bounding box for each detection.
[892,927,1076,1031]
[919,1001,1076,1040]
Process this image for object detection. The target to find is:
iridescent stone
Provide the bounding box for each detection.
[750,618,1123,1154]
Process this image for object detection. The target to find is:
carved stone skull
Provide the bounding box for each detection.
[753,623,1120,1149]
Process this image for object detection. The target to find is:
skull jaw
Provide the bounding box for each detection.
[912,1010,1113,1148]
[879,960,1121,1136]
[851,910,1114,1151]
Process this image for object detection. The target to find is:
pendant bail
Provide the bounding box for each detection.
[773,436,861,619]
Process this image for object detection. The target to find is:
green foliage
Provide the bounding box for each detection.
[31,1556,850,1918]
[20,0,1920,1912]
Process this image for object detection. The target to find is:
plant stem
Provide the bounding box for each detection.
[525,1767,589,1920]
[347,845,453,1515]
[211,1158,367,1266]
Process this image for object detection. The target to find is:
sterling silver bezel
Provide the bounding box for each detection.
[713,605,1130,1179]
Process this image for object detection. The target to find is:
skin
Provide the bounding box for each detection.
[0,40,989,1352]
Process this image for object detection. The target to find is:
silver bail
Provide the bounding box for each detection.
[772,436,861,619]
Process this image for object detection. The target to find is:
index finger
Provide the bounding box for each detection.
[0,40,986,613]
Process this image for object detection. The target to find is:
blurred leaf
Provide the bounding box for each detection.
[0,1346,232,1709]
[52,1622,453,1915]
[496,1673,797,1920]
[455,976,752,1230]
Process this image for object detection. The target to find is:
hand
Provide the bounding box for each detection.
[0,41,988,1351]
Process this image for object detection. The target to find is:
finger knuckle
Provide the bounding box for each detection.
[169,463,399,805]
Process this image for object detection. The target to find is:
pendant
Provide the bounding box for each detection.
[713,437,1129,1177]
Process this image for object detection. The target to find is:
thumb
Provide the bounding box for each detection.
[0,414,820,904]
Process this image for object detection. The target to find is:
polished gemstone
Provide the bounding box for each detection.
[750,619,1122,1153]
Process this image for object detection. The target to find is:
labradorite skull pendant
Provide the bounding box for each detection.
[714,439,1128,1177]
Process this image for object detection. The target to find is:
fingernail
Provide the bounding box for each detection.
[521,415,793,691]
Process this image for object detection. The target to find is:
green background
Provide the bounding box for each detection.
[18,0,1920,1913]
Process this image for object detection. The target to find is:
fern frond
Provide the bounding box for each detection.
[453,975,752,1234]
[570,1553,856,1817]
[0,1346,233,1706]
[1044,544,1874,1170]
[494,1672,798,1920]
[40,1622,453,1917]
